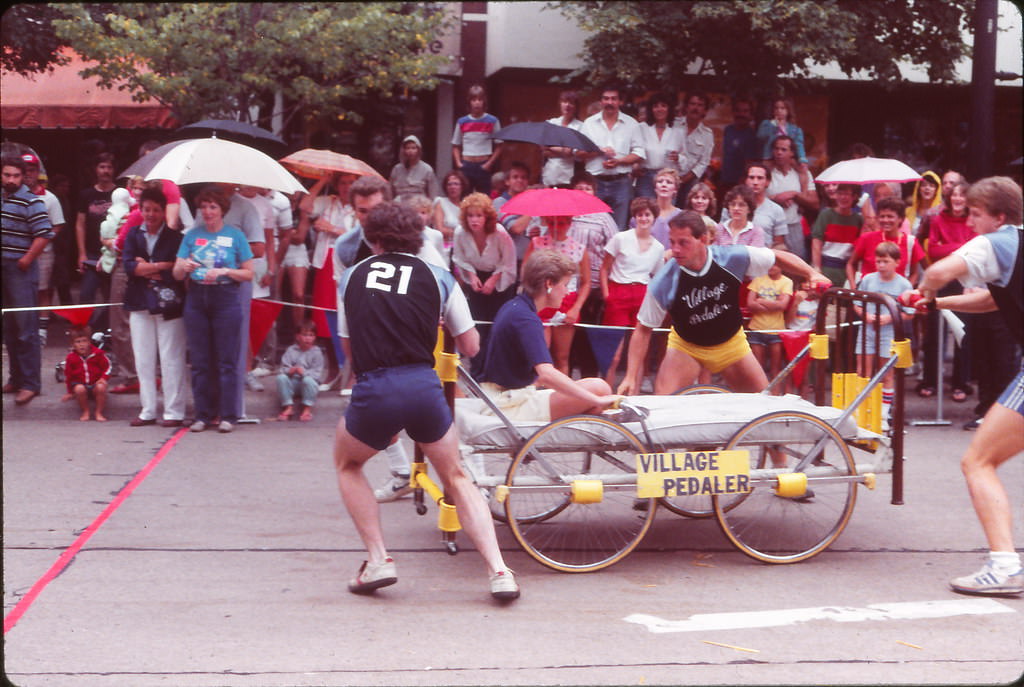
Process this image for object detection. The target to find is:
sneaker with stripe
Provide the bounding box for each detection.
[950,560,1024,596]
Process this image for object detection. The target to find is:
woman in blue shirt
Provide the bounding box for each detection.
[173,186,254,433]
[480,249,619,422]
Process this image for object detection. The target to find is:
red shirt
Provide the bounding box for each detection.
[924,209,973,263]
[852,230,925,279]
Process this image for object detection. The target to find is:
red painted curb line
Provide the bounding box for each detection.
[4,427,189,634]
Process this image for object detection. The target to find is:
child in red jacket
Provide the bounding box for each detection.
[62,326,111,421]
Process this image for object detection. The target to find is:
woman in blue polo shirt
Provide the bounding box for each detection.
[480,249,620,422]
[173,186,253,433]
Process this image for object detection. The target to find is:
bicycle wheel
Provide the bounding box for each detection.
[658,384,731,519]
[714,411,858,564]
[504,415,656,572]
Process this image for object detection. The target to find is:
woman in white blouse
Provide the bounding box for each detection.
[634,92,684,200]
[451,192,516,376]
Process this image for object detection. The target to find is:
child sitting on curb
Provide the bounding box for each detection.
[276,321,325,422]
[62,326,111,421]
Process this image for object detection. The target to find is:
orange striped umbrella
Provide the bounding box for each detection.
[278,149,383,180]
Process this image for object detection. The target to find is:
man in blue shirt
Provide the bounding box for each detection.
[720,97,760,201]
[2,155,54,405]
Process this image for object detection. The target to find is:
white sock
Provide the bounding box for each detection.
[385,442,410,476]
[989,551,1022,573]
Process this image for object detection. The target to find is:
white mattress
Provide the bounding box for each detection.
[455,393,860,450]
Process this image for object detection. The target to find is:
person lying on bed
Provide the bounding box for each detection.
[478,249,621,422]
[618,210,830,395]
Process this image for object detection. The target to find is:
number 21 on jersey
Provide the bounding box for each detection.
[366,261,413,295]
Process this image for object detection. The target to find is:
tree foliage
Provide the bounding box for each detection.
[50,2,452,127]
[1,4,71,75]
[553,0,973,97]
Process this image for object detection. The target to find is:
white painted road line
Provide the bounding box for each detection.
[625,598,1017,633]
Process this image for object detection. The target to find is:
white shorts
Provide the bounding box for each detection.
[36,245,54,291]
[281,244,310,269]
[480,382,554,423]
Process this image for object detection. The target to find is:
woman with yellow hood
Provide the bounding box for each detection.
[905,170,942,233]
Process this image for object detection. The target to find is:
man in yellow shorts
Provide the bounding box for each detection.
[618,211,829,395]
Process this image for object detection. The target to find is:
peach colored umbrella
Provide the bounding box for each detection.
[278,148,383,180]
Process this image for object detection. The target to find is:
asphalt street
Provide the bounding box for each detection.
[3,336,1023,686]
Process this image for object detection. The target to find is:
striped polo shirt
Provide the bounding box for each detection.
[2,184,53,260]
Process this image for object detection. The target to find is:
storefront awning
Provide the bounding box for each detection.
[1,49,179,130]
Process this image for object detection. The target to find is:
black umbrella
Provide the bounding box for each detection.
[490,121,600,152]
[173,119,286,154]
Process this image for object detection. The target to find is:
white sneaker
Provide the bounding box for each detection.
[950,560,1024,596]
[349,557,397,594]
[245,372,265,392]
[190,420,207,433]
[490,568,520,600]
[374,473,412,502]
[218,420,234,433]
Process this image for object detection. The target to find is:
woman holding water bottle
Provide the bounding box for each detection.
[173,185,254,433]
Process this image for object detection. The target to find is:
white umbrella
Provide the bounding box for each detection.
[815,157,922,185]
[143,137,305,194]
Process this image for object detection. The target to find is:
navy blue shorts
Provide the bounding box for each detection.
[345,364,452,451]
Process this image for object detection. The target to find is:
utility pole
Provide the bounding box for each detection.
[968,0,998,181]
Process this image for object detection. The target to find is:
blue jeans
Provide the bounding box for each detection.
[79,262,111,330]
[276,373,319,407]
[595,175,633,231]
[184,282,242,423]
[2,258,41,392]
[634,169,658,201]
[234,280,252,418]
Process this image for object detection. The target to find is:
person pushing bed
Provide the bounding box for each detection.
[617,210,830,397]
[332,201,519,601]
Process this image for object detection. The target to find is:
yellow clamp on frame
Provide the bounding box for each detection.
[437,499,461,532]
[571,479,604,504]
[774,472,808,498]
[863,473,877,490]
[890,338,913,368]
[431,326,460,383]
[494,485,509,504]
[809,333,830,360]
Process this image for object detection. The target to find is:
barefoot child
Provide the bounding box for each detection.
[275,321,325,422]
[62,326,111,421]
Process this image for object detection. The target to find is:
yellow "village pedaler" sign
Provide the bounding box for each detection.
[635,450,752,498]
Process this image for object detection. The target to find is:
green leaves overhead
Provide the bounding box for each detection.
[50,2,451,126]
[553,0,972,96]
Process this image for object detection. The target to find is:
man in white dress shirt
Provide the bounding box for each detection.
[675,91,714,205]
[578,83,645,230]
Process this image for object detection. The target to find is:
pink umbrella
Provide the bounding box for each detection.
[498,188,611,217]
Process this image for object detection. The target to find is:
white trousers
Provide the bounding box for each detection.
[129,310,188,421]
